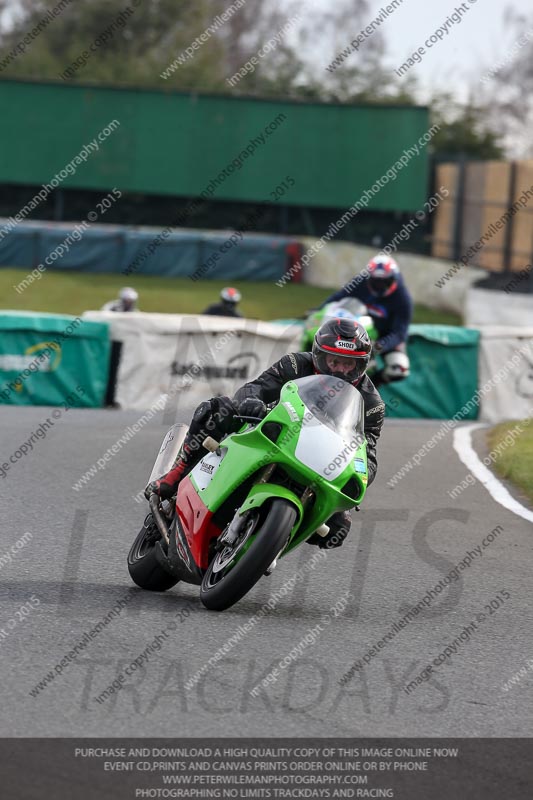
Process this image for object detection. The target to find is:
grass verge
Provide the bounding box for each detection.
[0,267,462,325]
[486,420,533,505]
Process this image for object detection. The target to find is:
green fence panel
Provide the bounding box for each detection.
[380,325,480,419]
[0,311,110,407]
[0,79,430,212]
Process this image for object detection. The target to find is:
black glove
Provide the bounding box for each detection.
[238,397,267,419]
[192,399,214,425]
[193,396,236,426]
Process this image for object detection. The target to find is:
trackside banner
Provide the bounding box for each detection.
[380,325,480,420]
[476,325,533,422]
[0,311,110,407]
[82,312,302,411]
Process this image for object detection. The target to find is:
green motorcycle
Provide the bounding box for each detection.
[128,374,368,611]
[301,298,378,352]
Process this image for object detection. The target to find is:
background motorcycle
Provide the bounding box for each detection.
[300,298,378,351]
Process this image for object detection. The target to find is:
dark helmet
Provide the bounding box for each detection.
[366,255,400,298]
[312,318,372,384]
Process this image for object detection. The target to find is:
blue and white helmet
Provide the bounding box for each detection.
[366,255,400,297]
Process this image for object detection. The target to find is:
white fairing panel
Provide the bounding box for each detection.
[190,450,226,491]
[295,412,359,480]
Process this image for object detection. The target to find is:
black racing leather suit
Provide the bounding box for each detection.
[233,353,385,486]
[202,302,242,318]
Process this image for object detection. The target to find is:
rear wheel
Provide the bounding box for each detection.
[127,513,180,591]
[200,499,297,611]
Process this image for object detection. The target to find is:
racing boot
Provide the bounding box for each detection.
[144,396,236,502]
[306,510,352,549]
[144,445,192,501]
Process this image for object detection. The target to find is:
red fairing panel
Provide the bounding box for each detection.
[176,477,222,569]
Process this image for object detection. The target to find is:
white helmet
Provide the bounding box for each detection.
[221,287,242,304]
[119,287,138,302]
[119,286,138,311]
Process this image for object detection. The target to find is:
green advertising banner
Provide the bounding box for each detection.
[0,312,110,408]
[380,325,480,419]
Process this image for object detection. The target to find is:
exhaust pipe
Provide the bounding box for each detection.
[149,493,170,545]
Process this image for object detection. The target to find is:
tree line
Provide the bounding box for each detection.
[0,0,529,158]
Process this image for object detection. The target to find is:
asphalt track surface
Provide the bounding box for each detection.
[1,404,532,738]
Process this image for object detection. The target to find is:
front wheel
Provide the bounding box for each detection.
[127,513,180,591]
[200,499,297,611]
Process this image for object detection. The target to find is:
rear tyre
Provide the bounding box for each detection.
[127,513,180,591]
[200,499,297,611]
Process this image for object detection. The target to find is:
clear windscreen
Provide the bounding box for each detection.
[293,375,365,442]
[148,424,189,483]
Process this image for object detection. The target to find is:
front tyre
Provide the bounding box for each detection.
[200,499,297,611]
[127,513,180,591]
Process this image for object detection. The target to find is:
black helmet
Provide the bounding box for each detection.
[312,318,371,384]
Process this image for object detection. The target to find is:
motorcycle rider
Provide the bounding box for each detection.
[145,318,385,550]
[203,287,243,318]
[320,255,412,387]
[101,286,139,312]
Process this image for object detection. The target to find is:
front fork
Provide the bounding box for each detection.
[216,464,278,550]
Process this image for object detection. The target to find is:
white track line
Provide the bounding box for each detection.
[453,424,533,524]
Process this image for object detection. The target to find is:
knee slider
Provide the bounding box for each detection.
[324,510,351,547]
